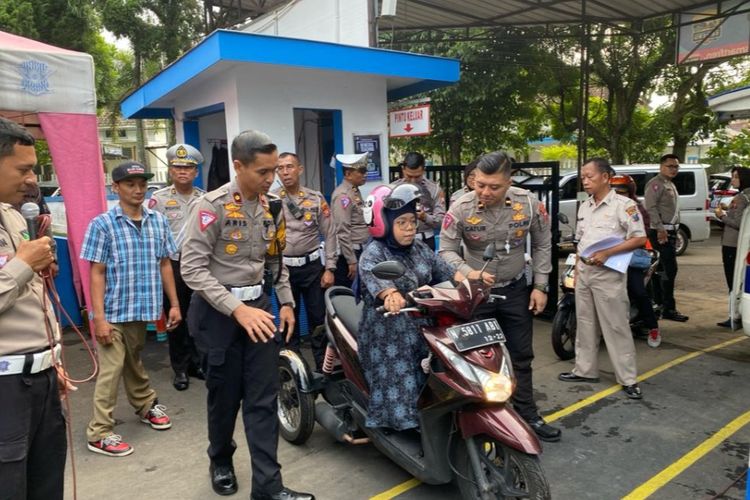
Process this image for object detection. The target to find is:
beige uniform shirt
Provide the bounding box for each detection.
[439,187,552,286]
[149,185,205,257]
[180,180,294,317]
[720,188,750,247]
[390,177,446,233]
[272,186,337,270]
[450,186,472,206]
[644,174,679,231]
[0,204,59,356]
[576,190,646,253]
[331,179,369,264]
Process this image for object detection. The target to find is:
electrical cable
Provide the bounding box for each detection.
[37,213,98,500]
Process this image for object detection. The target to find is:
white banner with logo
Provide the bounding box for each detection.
[0,49,96,114]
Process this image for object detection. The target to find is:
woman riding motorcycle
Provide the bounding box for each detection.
[358,184,460,430]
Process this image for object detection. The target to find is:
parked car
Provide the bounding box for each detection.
[517,164,711,256]
[709,171,737,222]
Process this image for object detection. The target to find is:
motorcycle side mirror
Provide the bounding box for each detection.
[372,261,406,280]
[482,242,496,262]
[558,213,569,225]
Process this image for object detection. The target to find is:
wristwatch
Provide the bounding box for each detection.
[280,302,294,309]
[533,283,549,293]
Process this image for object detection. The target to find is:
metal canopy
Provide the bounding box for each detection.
[379,0,723,30]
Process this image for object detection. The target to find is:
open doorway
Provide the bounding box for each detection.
[293,108,341,198]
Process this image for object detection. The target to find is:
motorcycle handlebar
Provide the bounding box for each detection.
[383,307,422,318]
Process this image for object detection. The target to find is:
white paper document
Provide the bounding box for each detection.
[580,237,633,274]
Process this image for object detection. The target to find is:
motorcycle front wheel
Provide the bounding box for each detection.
[453,436,551,500]
[551,303,576,361]
[277,356,315,445]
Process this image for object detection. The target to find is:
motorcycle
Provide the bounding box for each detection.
[550,214,660,361]
[277,244,551,499]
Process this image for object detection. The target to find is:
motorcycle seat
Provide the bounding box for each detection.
[325,286,364,337]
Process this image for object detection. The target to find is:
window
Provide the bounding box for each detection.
[559,177,578,200]
[672,172,696,195]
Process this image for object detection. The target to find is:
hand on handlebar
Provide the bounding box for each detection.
[467,270,495,286]
[383,291,407,313]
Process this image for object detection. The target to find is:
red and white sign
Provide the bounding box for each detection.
[389,104,431,138]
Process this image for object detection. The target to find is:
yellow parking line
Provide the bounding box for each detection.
[369,478,422,500]
[545,336,748,423]
[369,335,747,499]
[622,409,750,499]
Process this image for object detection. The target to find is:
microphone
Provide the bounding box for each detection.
[20,202,40,240]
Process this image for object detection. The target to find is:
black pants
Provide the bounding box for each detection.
[627,268,658,330]
[475,278,537,422]
[164,259,201,375]
[188,294,283,496]
[333,249,363,288]
[0,368,66,500]
[648,230,678,312]
[722,245,737,291]
[288,259,327,368]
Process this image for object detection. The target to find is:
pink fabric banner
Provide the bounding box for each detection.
[38,113,107,328]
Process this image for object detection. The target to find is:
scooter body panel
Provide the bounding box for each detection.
[458,405,543,455]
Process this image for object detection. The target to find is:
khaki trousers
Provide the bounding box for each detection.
[573,263,638,386]
[86,321,157,441]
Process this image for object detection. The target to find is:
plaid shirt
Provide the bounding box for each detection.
[80,204,177,323]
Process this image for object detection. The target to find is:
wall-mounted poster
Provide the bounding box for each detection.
[353,134,382,181]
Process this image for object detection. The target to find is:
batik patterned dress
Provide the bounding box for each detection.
[358,239,455,430]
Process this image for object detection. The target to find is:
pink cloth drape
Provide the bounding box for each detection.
[38,113,107,324]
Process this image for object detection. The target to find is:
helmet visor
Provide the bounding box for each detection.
[383,184,420,209]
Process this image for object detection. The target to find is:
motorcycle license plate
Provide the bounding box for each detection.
[565,253,577,265]
[447,319,505,352]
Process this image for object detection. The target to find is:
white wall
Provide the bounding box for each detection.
[241,0,370,47]
[231,63,389,195]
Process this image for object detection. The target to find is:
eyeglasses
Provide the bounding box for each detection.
[394,219,417,229]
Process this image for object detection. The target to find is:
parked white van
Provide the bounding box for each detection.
[553,164,711,255]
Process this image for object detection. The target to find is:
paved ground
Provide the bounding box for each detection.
[60,229,750,500]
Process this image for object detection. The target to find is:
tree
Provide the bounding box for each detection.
[391,29,547,164]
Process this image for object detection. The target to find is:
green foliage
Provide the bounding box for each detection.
[391,28,549,164]
[707,129,750,168]
[540,143,577,161]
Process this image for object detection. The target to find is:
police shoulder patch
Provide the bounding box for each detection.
[199,210,218,231]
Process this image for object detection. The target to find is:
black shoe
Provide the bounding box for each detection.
[251,488,315,500]
[173,372,189,391]
[188,365,206,380]
[558,372,600,383]
[623,384,643,400]
[662,310,688,322]
[527,417,561,443]
[210,463,238,496]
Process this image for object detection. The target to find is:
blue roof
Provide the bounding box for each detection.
[121,30,460,119]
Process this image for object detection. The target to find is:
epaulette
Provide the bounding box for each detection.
[152,186,171,196]
[205,184,229,203]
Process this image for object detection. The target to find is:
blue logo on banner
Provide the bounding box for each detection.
[17,60,53,96]
[0,360,9,373]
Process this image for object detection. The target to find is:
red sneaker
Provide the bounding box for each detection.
[140,403,172,430]
[647,328,661,348]
[87,434,134,457]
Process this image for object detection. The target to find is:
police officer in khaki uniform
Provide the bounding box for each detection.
[439,151,561,442]
[273,152,336,369]
[149,144,205,390]
[390,152,446,249]
[644,154,688,322]
[0,117,65,499]
[331,153,370,287]
[181,131,314,500]
[558,158,647,400]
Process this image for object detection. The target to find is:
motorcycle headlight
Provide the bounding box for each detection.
[435,342,514,403]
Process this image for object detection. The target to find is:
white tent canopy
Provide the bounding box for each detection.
[0,30,107,323]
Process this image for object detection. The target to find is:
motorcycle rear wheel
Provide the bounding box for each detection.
[551,304,576,361]
[453,437,550,500]
[278,356,315,445]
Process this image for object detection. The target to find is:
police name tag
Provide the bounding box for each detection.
[447,318,505,352]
